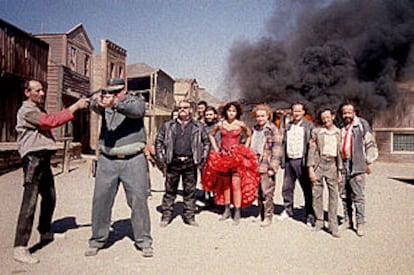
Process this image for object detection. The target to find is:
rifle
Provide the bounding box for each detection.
[85,89,104,98]
[85,88,127,98]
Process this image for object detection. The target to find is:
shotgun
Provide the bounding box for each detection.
[85,89,104,98]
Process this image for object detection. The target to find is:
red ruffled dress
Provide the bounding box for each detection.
[202,128,260,208]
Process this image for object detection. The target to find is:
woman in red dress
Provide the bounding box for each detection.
[202,101,260,225]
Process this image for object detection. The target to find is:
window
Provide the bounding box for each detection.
[119,66,124,78]
[109,62,114,78]
[393,133,414,152]
[70,47,77,71]
[84,55,89,76]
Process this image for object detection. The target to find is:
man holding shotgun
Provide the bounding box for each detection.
[85,78,153,257]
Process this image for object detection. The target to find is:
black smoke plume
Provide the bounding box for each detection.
[227,0,414,120]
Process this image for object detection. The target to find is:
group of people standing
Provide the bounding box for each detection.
[155,99,378,241]
[305,104,377,238]
[12,77,377,264]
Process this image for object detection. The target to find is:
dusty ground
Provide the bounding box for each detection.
[0,160,413,274]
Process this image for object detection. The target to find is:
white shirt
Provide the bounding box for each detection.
[286,124,304,159]
[321,127,338,157]
[251,128,265,155]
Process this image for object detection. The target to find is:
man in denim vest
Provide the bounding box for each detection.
[85,78,153,257]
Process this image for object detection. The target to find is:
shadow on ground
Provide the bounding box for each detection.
[29,216,90,254]
[389,177,414,186]
[104,219,134,249]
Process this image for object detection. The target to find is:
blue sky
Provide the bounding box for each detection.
[0,0,276,99]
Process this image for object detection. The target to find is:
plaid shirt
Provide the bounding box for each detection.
[251,122,283,173]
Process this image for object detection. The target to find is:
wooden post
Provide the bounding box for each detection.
[81,154,97,178]
[61,137,73,174]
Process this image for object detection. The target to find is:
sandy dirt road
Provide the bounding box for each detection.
[0,160,413,274]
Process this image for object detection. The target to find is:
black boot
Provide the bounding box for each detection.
[232,208,241,225]
[219,204,231,221]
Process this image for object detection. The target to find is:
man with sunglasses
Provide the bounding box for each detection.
[155,100,210,227]
[85,78,153,257]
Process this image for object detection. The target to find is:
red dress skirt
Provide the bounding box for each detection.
[202,144,260,208]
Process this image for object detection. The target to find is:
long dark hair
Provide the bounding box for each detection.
[222,101,242,120]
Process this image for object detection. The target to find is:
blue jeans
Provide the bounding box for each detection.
[89,153,152,249]
[341,160,366,225]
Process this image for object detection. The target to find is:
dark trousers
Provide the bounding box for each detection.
[14,151,55,247]
[282,158,314,217]
[161,158,197,222]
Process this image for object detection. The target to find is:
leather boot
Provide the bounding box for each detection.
[232,208,241,225]
[219,204,231,221]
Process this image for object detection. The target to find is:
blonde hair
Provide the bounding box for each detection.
[252,104,273,121]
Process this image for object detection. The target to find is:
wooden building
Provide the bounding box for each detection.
[373,81,414,162]
[197,87,224,109]
[127,63,175,142]
[90,39,127,151]
[174,78,223,114]
[35,24,93,152]
[0,19,49,142]
[174,78,200,104]
[0,19,49,172]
